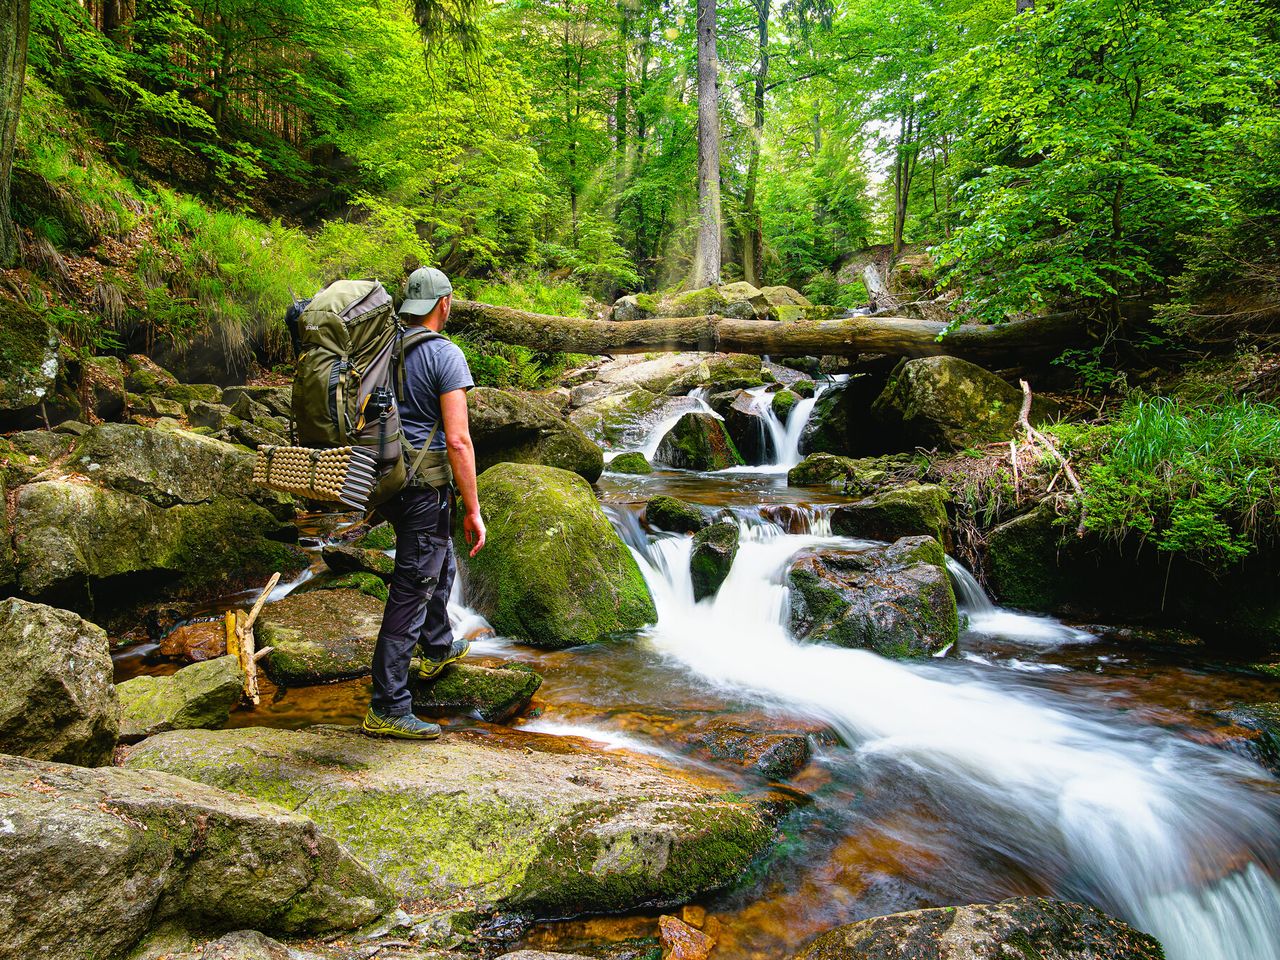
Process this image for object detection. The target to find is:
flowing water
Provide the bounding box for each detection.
[113,392,1280,960]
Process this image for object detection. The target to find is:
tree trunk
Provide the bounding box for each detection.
[0,0,30,270]
[449,299,1085,366]
[742,0,769,287]
[692,0,721,288]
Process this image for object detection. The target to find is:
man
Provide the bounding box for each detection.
[362,266,487,740]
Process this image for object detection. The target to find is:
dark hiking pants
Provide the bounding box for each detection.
[370,485,456,716]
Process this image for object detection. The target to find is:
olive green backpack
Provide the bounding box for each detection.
[259,279,452,510]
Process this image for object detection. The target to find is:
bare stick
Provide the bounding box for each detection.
[236,609,260,707]
[1018,380,1087,537]
[1009,439,1021,504]
[243,572,281,633]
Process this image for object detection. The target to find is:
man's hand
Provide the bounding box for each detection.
[463,509,486,557]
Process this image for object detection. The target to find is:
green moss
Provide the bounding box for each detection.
[793,380,816,398]
[413,662,542,722]
[609,451,653,475]
[829,484,950,545]
[654,413,744,471]
[690,521,739,600]
[772,389,801,421]
[667,287,729,316]
[633,292,661,314]
[296,572,390,603]
[986,504,1072,611]
[353,522,396,551]
[646,495,709,534]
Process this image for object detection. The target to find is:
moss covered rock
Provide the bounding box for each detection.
[124,354,181,395]
[654,413,744,471]
[13,481,304,608]
[0,299,61,430]
[354,521,396,551]
[788,453,883,489]
[608,451,653,474]
[710,389,774,465]
[693,721,810,781]
[798,381,857,457]
[412,661,542,723]
[691,521,739,601]
[870,356,1053,452]
[646,495,711,534]
[985,503,1076,611]
[259,588,385,685]
[0,753,390,960]
[664,354,765,395]
[787,536,958,658]
[772,388,801,421]
[79,355,127,422]
[461,463,655,648]
[125,724,773,916]
[829,483,950,546]
[612,294,658,322]
[117,655,244,742]
[294,571,390,604]
[0,599,119,765]
[322,543,394,580]
[793,897,1164,960]
[470,387,604,483]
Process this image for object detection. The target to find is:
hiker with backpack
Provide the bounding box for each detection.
[264,268,485,740]
[361,266,486,740]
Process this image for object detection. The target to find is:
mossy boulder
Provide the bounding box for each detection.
[79,355,127,421]
[664,354,765,395]
[470,387,604,483]
[125,724,773,916]
[0,298,61,430]
[793,897,1164,960]
[0,477,13,593]
[612,294,658,322]
[460,463,655,648]
[646,495,711,534]
[662,284,772,320]
[322,543,394,580]
[412,661,542,723]
[0,598,119,765]
[569,387,669,449]
[0,753,390,960]
[608,451,653,474]
[798,381,858,457]
[124,354,181,395]
[294,571,390,604]
[787,536,958,658]
[869,356,1054,452]
[117,655,244,742]
[354,521,397,551]
[12,481,304,609]
[788,453,884,490]
[691,521,739,601]
[985,503,1078,611]
[710,389,774,465]
[223,386,292,420]
[259,588,386,685]
[829,483,950,546]
[772,388,801,421]
[1218,702,1280,775]
[654,413,744,471]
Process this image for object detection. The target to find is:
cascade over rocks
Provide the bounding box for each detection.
[0,598,119,765]
[792,898,1165,960]
[569,387,671,448]
[124,724,774,915]
[568,352,763,401]
[788,536,958,658]
[469,387,604,482]
[260,588,385,685]
[654,413,744,471]
[461,463,655,647]
[0,753,390,960]
[117,655,244,741]
[829,483,951,547]
[710,389,775,465]
[799,381,858,457]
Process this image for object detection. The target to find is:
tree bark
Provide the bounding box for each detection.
[449,299,1084,366]
[0,0,29,269]
[741,0,769,287]
[692,0,722,288]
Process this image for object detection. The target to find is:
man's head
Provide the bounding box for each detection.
[400,267,453,330]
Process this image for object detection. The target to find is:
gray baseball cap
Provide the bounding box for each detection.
[400,266,453,316]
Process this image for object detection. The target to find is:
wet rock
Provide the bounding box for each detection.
[829,483,950,546]
[985,502,1076,611]
[691,521,739,601]
[1217,702,1280,775]
[470,387,604,483]
[792,897,1164,960]
[461,464,655,648]
[0,299,61,430]
[125,724,772,916]
[869,356,1054,452]
[569,387,670,449]
[117,655,244,742]
[710,390,773,465]
[259,588,385,685]
[0,753,389,960]
[0,598,119,765]
[322,543,395,580]
[412,661,542,723]
[654,413,744,471]
[354,521,397,551]
[609,451,653,474]
[772,388,802,421]
[788,536,958,658]
[646,495,711,534]
[693,721,810,780]
[798,381,858,456]
[159,619,228,662]
[788,453,883,489]
[13,480,303,609]
[660,914,715,960]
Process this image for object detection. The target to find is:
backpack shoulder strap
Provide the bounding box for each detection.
[392,326,446,400]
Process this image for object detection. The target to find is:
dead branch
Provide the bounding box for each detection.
[1018,379,1087,537]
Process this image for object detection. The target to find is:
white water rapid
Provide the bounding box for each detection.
[620,516,1280,960]
[718,379,840,474]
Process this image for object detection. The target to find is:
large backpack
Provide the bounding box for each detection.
[254,279,451,511]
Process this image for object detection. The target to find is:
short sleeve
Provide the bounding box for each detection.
[434,341,475,395]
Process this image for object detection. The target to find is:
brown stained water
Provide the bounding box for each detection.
[111,468,1280,960]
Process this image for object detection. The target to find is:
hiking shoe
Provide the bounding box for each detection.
[361,707,440,740]
[416,638,471,681]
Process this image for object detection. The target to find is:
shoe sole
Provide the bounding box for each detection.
[416,640,472,681]
[361,722,440,741]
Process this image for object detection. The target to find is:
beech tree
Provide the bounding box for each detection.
[0,0,30,268]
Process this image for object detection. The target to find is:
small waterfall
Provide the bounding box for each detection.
[946,556,1094,645]
[618,519,1280,960]
[606,389,721,465]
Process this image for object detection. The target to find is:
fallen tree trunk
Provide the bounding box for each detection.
[449,300,1083,365]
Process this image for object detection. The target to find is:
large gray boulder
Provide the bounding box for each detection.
[0,754,390,960]
[469,388,604,482]
[792,898,1165,960]
[0,598,119,765]
[787,536,958,658]
[125,724,773,916]
[117,655,244,741]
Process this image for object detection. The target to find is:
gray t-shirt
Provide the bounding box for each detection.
[401,336,475,451]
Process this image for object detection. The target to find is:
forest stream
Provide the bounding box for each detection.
[112,391,1280,960]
